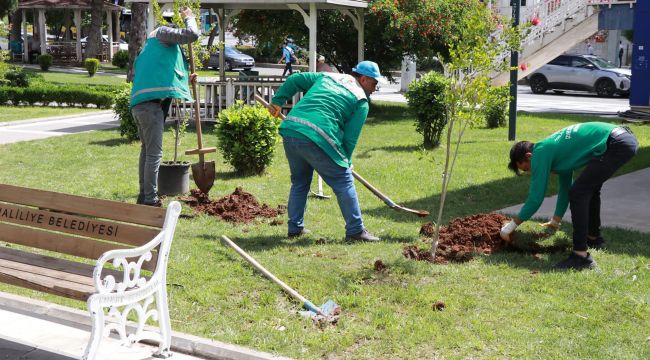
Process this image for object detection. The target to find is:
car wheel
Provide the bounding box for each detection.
[226,61,233,71]
[530,75,548,94]
[595,79,615,97]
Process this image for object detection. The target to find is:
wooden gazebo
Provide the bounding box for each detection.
[17,0,123,63]
[128,0,369,79]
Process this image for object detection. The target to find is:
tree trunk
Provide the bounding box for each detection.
[10,9,21,42]
[127,2,147,82]
[85,0,104,59]
[63,10,72,41]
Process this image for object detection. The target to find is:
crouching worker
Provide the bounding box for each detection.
[500,122,638,270]
[269,61,383,242]
[130,7,199,207]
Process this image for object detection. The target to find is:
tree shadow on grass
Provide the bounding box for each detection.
[356,144,422,159]
[88,137,133,147]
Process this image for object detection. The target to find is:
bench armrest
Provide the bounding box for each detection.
[92,201,181,295]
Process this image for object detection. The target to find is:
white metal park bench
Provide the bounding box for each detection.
[0,184,181,359]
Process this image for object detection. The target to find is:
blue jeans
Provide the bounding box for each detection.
[282,136,364,236]
[131,101,165,204]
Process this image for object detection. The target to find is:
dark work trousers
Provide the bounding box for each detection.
[282,61,293,77]
[568,128,639,251]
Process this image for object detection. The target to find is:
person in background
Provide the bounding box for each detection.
[316,55,335,73]
[129,7,199,206]
[278,42,294,77]
[268,61,384,242]
[500,122,638,270]
[618,41,625,67]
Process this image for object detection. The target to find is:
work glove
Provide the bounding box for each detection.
[500,220,518,242]
[539,218,561,231]
[268,104,282,118]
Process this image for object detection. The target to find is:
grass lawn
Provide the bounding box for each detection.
[0,104,648,359]
[23,67,126,87]
[0,106,103,123]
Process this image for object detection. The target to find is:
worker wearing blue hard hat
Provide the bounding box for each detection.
[268,61,384,242]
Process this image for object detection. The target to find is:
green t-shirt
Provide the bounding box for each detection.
[271,72,369,168]
[518,122,617,221]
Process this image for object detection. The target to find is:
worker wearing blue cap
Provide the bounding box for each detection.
[269,61,383,242]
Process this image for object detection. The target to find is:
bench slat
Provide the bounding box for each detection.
[0,184,165,228]
[0,246,125,280]
[0,264,94,301]
[0,202,160,247]
[0,222,131,261]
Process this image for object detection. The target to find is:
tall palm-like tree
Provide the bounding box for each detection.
[85,0,104,59]
[127,2,147,82]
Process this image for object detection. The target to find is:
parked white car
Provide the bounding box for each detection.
[527,54,631,97]
[80,35,128,51]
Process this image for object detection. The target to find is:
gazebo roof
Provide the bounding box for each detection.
[18,0,122,10]
[126,0,368,10]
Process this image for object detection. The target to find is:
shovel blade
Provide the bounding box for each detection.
[191,161,216,194]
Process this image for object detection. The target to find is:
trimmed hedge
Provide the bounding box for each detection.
[38,54,53,71]
[111,50,129,68]
[84,58,100,77]
[0,84,114,108]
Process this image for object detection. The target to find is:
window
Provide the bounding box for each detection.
[571,57,593,68]
[548,55,570,66]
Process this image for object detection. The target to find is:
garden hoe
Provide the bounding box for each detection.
[185,44,216,194]
[220,235,340,325]
[254,93,429,217]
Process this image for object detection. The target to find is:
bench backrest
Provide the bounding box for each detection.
[0,184,167,271]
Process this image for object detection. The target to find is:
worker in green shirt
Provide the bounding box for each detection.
[501,122,638,270]
[269,61,383,242]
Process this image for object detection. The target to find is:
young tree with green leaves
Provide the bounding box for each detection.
[428,4,521,259]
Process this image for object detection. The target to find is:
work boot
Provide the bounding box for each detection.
[288,229,311,238]
[587,236,606,250]
[143,199,163,207]
[345,229,380,242]
[554,252,597,271]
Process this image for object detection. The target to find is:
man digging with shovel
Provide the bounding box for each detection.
[500,122,638,270]
[130,7,199,206]
[268,61,383,242]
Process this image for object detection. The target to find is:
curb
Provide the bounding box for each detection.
[0,110,114,127]
[0,291,290,360]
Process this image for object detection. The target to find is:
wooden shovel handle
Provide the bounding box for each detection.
[187,45,205,159]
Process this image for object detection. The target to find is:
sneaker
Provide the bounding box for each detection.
[345,229,381,242]
[587,236,606,250]
[554,252,597,271]
[288,229,311,238]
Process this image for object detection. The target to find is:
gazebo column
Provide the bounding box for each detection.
[340,8,365,63]
[288,4,317,72]
[147,1,155,34]
[22,9,28,63]
[74,9,82,62]
[106,9,114,59]
[38,9,47,56]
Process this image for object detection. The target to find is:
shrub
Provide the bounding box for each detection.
[4,68,29,87]
[84,58,100,77]
[113,84,139,141]
[37,54,53,71]
[0,84,114,107]
[405,71,449,149]
[111,50,129,68]
[216,101,281,175]
[484,85,510,128]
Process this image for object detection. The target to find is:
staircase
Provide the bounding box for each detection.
[492,0,599,86]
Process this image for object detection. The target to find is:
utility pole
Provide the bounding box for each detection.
[508,0,523,141]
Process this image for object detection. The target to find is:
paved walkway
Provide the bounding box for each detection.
[0,292,286,360]
[0,111,117,145]
[499,167,650,234]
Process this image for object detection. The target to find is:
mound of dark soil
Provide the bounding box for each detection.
[409,213,509,263]
[179,188,285,224]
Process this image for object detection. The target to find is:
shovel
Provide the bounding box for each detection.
[184,44,216,194]
[254,93,429,217]
[220,235,340,323]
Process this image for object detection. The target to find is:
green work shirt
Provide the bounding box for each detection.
[518,122,617,221]
[271,72,369,168]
